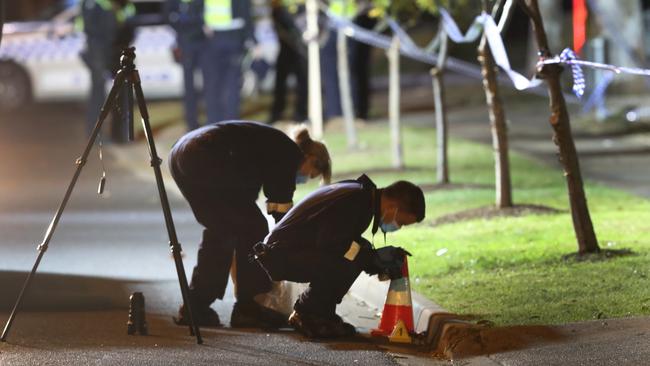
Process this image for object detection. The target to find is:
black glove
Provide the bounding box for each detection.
[270,211,285,223]
[368,246,411,280]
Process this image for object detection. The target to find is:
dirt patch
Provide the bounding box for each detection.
[433,322,565,359]
[432,204,563,227]
[420,182,493,192]
[562,248,636,262]
[332,166,429,181]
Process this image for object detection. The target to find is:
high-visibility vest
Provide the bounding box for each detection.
[282,0,303,14]
[204,0,243,30]
[329,0,356,18]
[76,0,135,31]
[116,2,136,23]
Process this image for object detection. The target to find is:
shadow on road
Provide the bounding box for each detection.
[0,271,135,311]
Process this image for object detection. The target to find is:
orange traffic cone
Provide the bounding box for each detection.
[371,256,414,343]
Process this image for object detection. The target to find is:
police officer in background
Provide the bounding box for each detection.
[254,174,425,338]
[201,0,255,123]
[164,0,206,131]
[169,121,332,327]
[349,2,376,120]
[320,0,357,122]
[268,0,308,124]
[80,0,135,139]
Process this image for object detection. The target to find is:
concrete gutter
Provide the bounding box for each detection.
[266,271,462,348]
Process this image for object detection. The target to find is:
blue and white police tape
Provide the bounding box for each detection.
[559,48,586,98]
[439,8,543,91]
[324,12,494,82]
[538,50,650,77]
[386,17,419,51]
[582,72,614,114]
[326,12,438,66]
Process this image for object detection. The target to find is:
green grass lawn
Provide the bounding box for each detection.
[295,123,650,326]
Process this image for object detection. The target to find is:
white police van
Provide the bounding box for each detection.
[0,0,278,110]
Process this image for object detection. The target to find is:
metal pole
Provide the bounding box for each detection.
[432,27,449,184]
[591,36,608,121]
[337,28,358,149]
[1,70,126,342]
[306,0,324,139]
[388,36,403,169]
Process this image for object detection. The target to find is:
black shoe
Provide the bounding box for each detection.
[173,304,222,327]
[230,301,288,329]
[288,311,356,338]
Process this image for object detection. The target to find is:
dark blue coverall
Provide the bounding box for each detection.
[164,0,206,131]
[168,121,304,308]
[257,174,380,317]
[202,0,255,123]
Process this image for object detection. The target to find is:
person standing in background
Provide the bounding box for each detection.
[164,0,206,131]
[349,3,375,120]
[320,0,356,122]
[268,0,308,124]
[202,0,255,123]
[79,0,134,140]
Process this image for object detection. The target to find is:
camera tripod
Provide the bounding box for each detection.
[1,47,202,344]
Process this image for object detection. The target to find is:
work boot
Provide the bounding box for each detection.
[173,304,222,327]
[230,300,288,329]
[288,311,356,338]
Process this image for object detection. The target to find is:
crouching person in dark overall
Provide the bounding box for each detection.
[252,174,425,338]
[169,121,331,328]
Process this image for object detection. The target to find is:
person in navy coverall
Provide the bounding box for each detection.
[169,121,331,327]
[255,174,425,338]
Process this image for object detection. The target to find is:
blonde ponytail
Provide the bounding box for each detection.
[290,124,332,185]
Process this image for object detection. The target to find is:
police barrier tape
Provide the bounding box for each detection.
[323,6,556,101]
[582,72,614,114]
[325,6,544,91]
[583,0,650,112]
[324,4,650,102]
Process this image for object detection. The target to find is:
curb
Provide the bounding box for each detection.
[270,272,468,348]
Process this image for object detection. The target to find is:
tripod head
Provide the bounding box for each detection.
[118,47,136,141]
[120,47,137,71]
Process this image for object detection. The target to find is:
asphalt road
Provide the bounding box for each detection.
[0,104,441,365]
[2,94,648,365]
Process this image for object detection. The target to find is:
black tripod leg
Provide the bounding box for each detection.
[1,71,127,342]
[130,72,203,344]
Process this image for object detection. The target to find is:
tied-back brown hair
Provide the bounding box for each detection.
[291,125,332,185]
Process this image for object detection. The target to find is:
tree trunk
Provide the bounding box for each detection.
[388,36,404,169]
[525,0,564,74]
[478,0,513,208]
[431,70,448,184]
[478,36,513,208]
[521,0,600,254]
[431,28,449,184]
